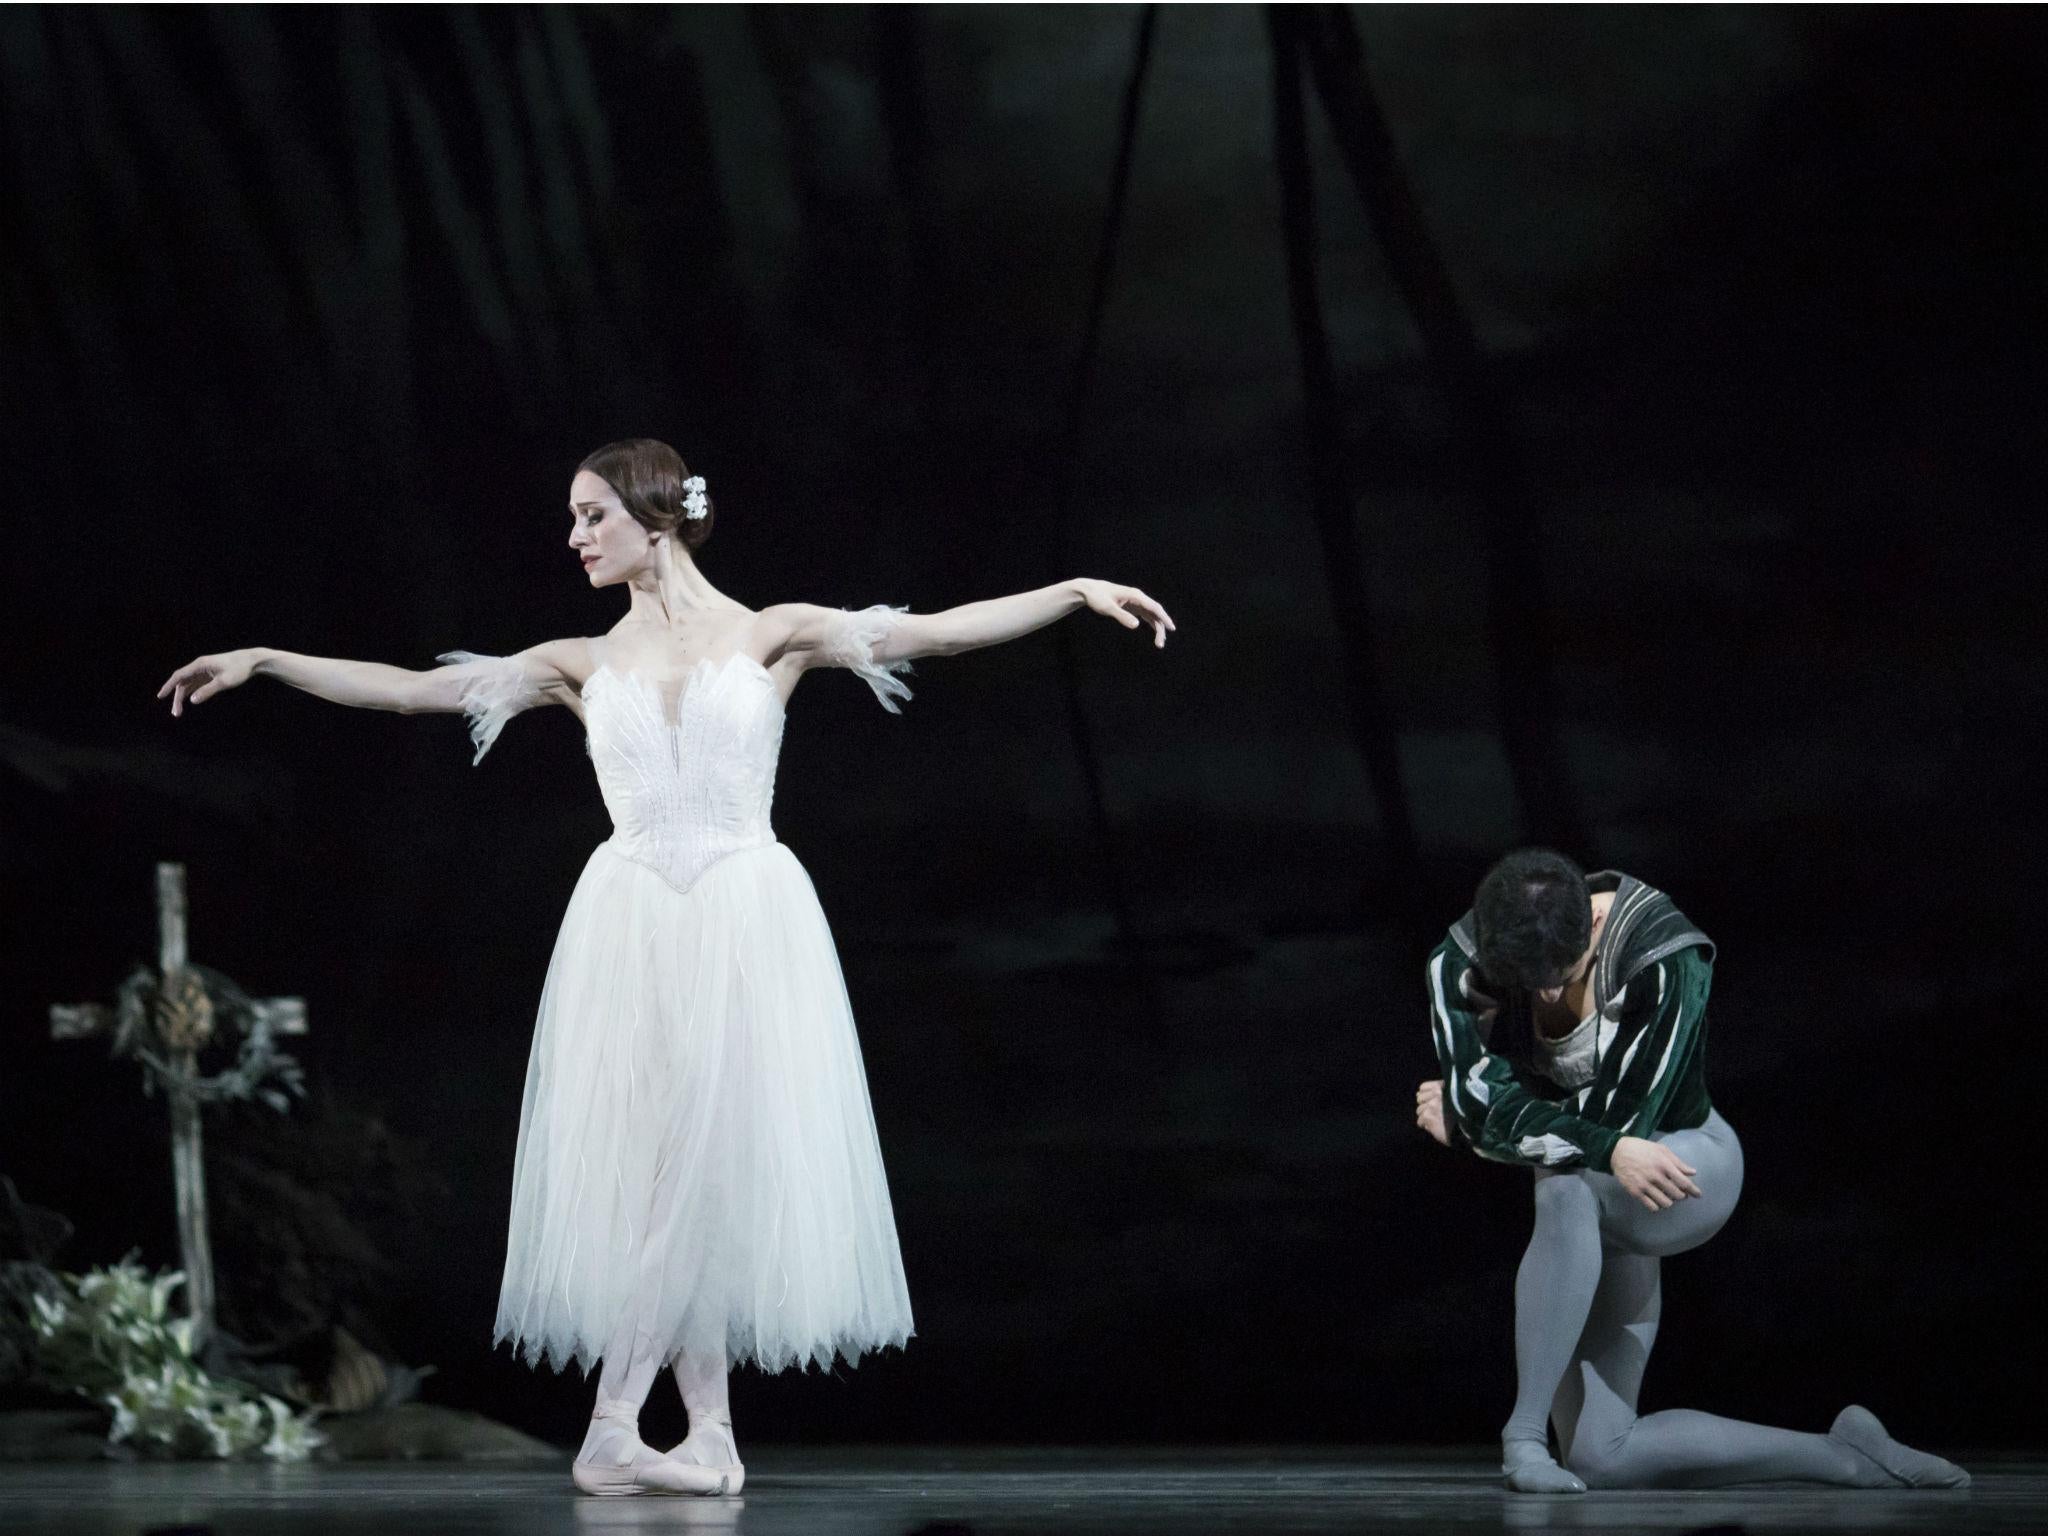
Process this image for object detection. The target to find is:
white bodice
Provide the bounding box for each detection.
[583,652,787,894]
[436,607,914,884]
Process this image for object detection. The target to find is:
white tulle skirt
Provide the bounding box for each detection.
[492,840,914,1375]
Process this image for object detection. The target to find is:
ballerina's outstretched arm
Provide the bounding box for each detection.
[757,579,1174,713]
[157,639,590,762]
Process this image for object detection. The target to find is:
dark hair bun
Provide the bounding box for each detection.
[577,438,714,550]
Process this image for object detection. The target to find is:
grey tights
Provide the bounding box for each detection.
[1505,1111,1872,1489]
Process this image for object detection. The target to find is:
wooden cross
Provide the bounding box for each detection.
[50,863,307,1356]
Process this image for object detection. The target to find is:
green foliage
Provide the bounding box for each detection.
[29,1259,323,1461]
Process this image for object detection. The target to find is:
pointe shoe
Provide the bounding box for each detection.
[1829,1405,1972,1490]
[668,1415,746,1496]
[574,1399,733,1497]
[572,1456,731,1498]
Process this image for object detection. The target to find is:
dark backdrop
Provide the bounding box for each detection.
[2,5,2041,1449]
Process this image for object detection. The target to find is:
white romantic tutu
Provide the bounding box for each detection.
[491,838,915,1375]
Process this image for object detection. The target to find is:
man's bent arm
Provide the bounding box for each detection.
[1427,942,1626,1172]
[1582,949,1713,1144]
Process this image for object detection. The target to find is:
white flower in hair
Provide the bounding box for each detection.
[681,475,709,521]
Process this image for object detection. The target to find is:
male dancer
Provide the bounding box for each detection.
[1417,849,1969,1493]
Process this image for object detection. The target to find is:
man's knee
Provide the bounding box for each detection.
[1532,1171,1600,1226]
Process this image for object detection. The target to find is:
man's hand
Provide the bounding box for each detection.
[1609,1136,1703,1210]
[1415,1079,1451,1147]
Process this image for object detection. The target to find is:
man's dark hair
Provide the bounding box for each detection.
[1473,848,1592,992]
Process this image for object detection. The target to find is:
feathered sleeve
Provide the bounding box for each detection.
[434,651,547,765]
[817,605,914,714]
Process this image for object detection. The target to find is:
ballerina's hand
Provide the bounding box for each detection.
[1074,579,1175,648]
[157,650,258,716]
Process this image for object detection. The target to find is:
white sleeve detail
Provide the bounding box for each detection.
[435,651,546,765]
[818,604,913,714]
[1428,952,1468,1120]
[1464,1057,1494,1107]
[1517,1134,1583,1166]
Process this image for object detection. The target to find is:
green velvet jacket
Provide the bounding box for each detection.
[1426,870,1716,1173]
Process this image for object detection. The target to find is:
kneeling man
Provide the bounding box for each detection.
[1418,849,1968,1493]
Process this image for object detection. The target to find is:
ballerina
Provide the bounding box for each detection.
[158,437,1174,1495]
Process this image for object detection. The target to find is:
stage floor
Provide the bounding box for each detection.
[0,1447,2030,1534]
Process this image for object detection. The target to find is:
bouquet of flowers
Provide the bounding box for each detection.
[29,1258,323,1461]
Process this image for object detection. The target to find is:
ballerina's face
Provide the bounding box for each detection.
[568,470,658,588]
